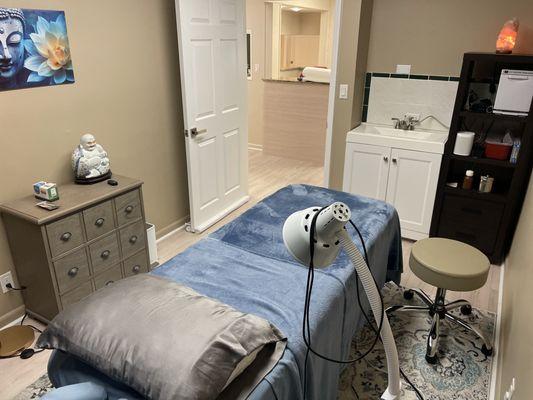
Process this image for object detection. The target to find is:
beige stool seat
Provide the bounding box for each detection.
[410,238,490,292]
[387,237,493,364]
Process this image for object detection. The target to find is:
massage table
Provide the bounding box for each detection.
[47,184,403,399]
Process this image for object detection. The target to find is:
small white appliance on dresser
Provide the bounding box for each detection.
[343,123,448,240]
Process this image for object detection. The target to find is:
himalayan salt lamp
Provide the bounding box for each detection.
[496,18,519,54]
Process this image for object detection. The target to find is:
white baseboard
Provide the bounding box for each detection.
[2,316,24,330]
[489,262,506,400]
[248,143,263,151]
[156,222,188,244]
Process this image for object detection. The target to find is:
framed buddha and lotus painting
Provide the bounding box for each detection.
[0,7,74,92]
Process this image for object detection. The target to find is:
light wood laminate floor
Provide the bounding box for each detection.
[0,150,500,399]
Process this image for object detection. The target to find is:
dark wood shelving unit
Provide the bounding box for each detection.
[430,53,533,264]
[449,154,517,169]
[443,186,508,204]
[459,110,528,124]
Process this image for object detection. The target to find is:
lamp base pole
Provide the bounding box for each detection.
[382,384,402,400]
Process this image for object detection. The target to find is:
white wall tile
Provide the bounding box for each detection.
[367,77,458,129]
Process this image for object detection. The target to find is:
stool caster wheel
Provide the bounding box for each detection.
[481,345,493,357]
[403,290,414,300]
[425,354,438,364]
[460,305,472,315]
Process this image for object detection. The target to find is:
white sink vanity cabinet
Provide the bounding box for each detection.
[343,123,448,240]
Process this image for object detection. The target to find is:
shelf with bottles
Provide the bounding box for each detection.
[445,159,513,198]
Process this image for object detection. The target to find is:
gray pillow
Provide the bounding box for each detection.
[38,274,286,400]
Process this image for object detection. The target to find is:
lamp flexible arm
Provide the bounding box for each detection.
[337,229,401,400]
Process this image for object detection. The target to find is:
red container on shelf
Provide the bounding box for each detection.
[485,140,512,160]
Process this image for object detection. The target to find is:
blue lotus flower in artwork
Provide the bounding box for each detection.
[23,14,74,84]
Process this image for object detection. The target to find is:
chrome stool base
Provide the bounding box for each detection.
[387,288,493,364]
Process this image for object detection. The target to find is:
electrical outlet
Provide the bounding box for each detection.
[0,271,15,294]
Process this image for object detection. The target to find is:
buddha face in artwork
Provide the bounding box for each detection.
[0,9,25,83]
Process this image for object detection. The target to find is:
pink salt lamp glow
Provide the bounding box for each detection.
[496,18,519,54]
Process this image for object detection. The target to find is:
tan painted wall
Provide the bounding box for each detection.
[367,0,533,75]
[0,0,189,325]
[498,176,533,398]
[327,0,373,189]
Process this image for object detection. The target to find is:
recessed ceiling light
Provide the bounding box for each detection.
[290,7,302,12]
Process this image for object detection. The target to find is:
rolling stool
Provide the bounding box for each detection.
[388,237,493,364]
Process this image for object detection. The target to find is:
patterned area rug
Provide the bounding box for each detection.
[338,283,495,400]
[15,284,495,400]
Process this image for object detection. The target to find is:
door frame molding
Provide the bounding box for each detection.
[323,0,343,188]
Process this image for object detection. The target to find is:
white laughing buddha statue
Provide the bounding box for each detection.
[72,134,111,183]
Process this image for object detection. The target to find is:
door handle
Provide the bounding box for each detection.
[392,158,398,164]
[190,127,207,138]
[383,156,389,162]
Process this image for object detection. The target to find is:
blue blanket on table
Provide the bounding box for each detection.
[48,184,403,400]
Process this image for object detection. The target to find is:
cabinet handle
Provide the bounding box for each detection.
[95,218,105,227]
[68,267,79,277]
[60,232,72,242]
[105,280,114,286]
[132,265,141,274]
[392,158,398,163]
[125,205,134,214]
[101,250,111,259]
[129,235,138,244]
[383,156,389,162]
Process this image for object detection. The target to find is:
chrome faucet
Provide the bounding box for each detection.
[392,115,419,130]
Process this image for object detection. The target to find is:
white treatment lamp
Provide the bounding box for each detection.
[283,202,401,400]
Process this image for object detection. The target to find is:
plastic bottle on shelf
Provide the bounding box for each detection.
[463,170,474,190]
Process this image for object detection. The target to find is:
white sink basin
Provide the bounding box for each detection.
[346,123,448,154]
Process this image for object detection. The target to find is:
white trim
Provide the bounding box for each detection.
[1,315,24,330]
[189,195,250,233]
[248,143,263,151]
[156,222,188,244]
[489,262,506,400]
[323,0,342,188]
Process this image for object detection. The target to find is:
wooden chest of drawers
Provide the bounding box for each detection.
[0,175,151,322]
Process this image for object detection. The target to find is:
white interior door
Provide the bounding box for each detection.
[343,143,391,201]
[386,148,441,237]
[175,0,249,233]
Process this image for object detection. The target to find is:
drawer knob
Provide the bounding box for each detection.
[101,250,111,259]
[383,156,389,162]
[60,232,72,242]
[68,267,79,277]
[95,218,105,227]
[105,280,114,286]
[129,235,138,244]
[132,265,141,274]
[125,205,134,214]
[392,158,398,163]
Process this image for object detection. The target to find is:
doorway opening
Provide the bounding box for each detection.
[245,0,339,201]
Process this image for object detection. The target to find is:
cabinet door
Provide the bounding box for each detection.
[343,143,391,201]
[386,148,442,236]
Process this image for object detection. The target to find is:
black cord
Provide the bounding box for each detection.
[348,221,425,400]
[301,209,385,399]
[20,313,43,333]
[6,283,26,291]
[301,210,425,400]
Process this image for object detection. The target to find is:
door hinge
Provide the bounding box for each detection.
[184,129,189,137]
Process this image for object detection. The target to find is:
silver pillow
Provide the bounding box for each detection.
[38,274,286,400]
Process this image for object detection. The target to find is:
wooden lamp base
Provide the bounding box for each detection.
[0,325,35,357]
